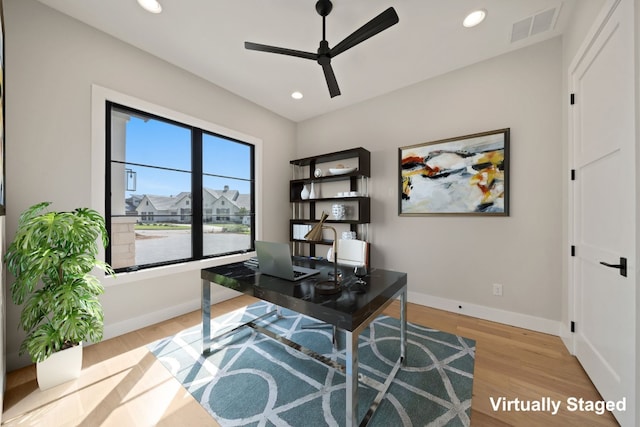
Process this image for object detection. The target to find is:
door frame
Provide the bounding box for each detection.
[566,1,638,425]
[564,0,621,355]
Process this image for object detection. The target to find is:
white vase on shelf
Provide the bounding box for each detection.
[301,184,310,200]
[309,182,317,199]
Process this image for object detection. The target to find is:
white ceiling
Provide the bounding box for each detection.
[37,0,577,122]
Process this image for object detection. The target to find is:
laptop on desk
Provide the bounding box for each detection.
[255,241,320,282]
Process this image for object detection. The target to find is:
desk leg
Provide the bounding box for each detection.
[401,288,407,366]
[345,330,359,427]
[202,278,211,354]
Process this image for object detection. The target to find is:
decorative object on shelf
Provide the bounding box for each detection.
[300,184,310,200]
[337,191,359,197]
[342,231,356,240]
[314,168,323,178]
[399,128,510,216]
[331,203,346,220]
[304,212,341,294]
[329,166,357,175]
[309,181,317,199]
[293,224,313,240]
[4,202,115,389]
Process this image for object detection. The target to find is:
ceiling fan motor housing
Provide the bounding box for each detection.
[316,0,333,17]
[318,40,331,64]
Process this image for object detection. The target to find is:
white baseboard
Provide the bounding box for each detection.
[408,291,562,336]
[7,287,241,372]
[103,287,241,340]
[559,323,575,354]
[102,299,200,340]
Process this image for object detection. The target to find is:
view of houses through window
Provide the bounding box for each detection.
[107,102,254,272]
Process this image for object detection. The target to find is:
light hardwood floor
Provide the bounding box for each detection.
[2,295,619,426]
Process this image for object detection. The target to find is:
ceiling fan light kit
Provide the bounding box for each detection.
[463,9,487,28]
[245,0,399,98]
[137,0,162,14]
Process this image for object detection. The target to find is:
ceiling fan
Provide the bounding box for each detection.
[245,0,399,98]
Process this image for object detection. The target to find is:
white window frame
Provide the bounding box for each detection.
[91,85,262,286]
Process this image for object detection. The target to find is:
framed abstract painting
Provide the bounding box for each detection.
[399,128,510,216]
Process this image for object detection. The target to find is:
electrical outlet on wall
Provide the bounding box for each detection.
[492,283,503,296]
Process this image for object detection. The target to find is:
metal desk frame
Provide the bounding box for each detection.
[201,264,407,427]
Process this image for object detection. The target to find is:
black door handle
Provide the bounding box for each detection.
[599,257,627,277]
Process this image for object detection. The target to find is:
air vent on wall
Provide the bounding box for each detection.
[510,6,560,43]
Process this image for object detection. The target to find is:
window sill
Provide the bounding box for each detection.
[102,252,256,287]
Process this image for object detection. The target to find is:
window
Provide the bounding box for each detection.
[106,102,255,272]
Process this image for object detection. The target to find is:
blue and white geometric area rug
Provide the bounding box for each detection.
[149,301,475,427]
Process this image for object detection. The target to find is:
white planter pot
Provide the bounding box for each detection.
[36,342,83,390]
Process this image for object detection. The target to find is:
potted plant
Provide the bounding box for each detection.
[5,202,114,389]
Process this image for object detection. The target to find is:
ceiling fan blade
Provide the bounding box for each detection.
[244,42,317,61]
[330,7,399,58]
[321,62,341,98]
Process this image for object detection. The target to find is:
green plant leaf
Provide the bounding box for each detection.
[5,202,113,363]
[22,323,61,363]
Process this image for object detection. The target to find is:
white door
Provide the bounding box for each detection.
[570,0,636,425]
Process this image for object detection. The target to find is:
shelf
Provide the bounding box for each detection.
[291,219,367,225]
[291,238,333,246]
[290,147,371,258]
[290,196,368,203]
[290,173,366,184]
[290,147,370,175]
[290,180,367,202]
[289,197,370,223]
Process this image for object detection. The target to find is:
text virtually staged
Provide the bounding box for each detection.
[489,396,627,416]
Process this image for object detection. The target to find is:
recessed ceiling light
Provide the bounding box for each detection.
[291,91,303,100]
[463,9,487,28]
[137,0,162,14]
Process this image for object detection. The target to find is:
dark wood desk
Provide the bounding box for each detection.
[201,257,407,427]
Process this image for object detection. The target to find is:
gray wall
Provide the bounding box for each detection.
[3,0,296,370]
[297,38,564,329]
